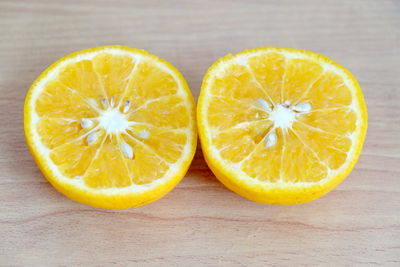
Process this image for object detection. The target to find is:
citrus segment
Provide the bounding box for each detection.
[207,96,266,130]
[36,80,98,119]
[126,125,186,164]
[92,53,135,103]
[247,52,285,103]
[36,118,87,149]
[240,128,284,183]
[127,95,189,129]
[297,108,357,135]
[213,120,273,163]
[299,71,352,109]
[121,135,170,185]
[82,137,132,188]
[281,129,328,183]
[49,130,105,178]
[57,60,105,101]
[123,60,179,107]
[282,58,324,102]
[292,122,351,170]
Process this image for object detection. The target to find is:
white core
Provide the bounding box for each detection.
[254,98,313,148]
[269,104,296,129]
[82,96,152,159]
[98,108,130,134]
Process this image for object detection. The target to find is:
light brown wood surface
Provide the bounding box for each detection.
[1,0,399,266]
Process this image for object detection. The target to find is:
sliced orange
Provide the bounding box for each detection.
[24,46,197,208]
[198,47,367,204]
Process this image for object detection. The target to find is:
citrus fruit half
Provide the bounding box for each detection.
[198,47,367,204]
[24,46,197,209]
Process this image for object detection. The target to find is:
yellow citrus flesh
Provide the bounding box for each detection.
[24,46,197,209]
[198,47,367,204]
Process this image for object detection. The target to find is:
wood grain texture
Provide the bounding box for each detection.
[0,0,399,266]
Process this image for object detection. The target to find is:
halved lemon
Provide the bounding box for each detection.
[198,47,367,204]
[24,46,197,209]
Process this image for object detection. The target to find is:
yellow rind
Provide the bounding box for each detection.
[198,47,367,204]
[24,45,197,209]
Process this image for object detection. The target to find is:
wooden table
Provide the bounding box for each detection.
[1,0,399,265]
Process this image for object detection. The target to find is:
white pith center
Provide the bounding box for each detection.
[99,108,130,134]
[80,97,147,159]
[269,104,296,129]
[254,98,312,148]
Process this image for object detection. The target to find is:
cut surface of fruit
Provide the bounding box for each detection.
[24,46,197,208]
[198,47,367,204]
